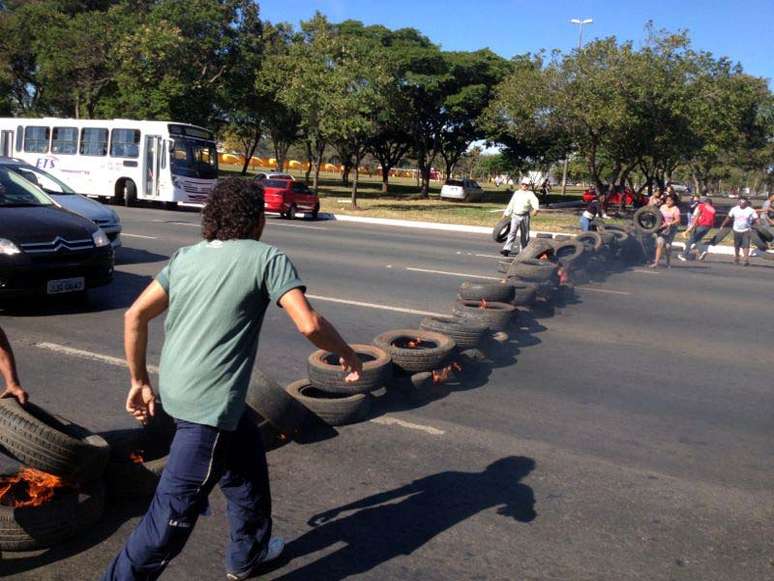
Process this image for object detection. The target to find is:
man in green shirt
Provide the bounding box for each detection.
[102,178,362,581]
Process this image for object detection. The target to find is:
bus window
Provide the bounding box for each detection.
[15,126,22,152]
[80,128,108,156]
[51,127,78,154]
[23,126,50,153]
[110,128,141,158]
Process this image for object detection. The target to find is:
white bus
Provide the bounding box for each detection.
[0,118,218,207]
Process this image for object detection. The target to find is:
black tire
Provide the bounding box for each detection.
[709,226,731,246]
[599,223,628,233]
[286,204,297,220]
[551,240,584,264]
[496,259,512,274]
[452,300,516,332]
[751,230,769,252]
[554,234,571,241]
[0,479,105,551]
[306,204,320,221]
[535,233,553,239]
[515,239,555,262]
[0,400,109,483]
[123,180,137,208]
[753,224,773,243]
[373,329,456,373]
[632,206,663,234]
[507,258,558,282]
[610,230,629,244]
[576,232,603,252]
[457,281,514,303]
[245,368,308,435]
[307,344,392,394]
[419,316,488,350]
[492,217,511,243]
[508,280,538,306]
[761,251,774,261]
[105,455,167,499]
[286,379,371,426]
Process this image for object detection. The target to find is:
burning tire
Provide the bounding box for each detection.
[373,329,456,373]
[551,240,585,265]
[506,259,558,283]
[0,400,109,484]
[457,281,514,303]
[419,316,489,350]
[286,379,371,426]
[576,232,603,252]
[245,368,308,436]
[307,345,392,395]
[516,239,555,262]
[492,217,511,242]
[452,300,516,332]
[0,477,105,551]
[633,206,663,234]
[508,281,538,306]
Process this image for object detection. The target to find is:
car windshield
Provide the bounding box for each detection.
[170,138,218,179]
[0,167,55,207]
[7,165,76,196]
[446,180,463,187]
[263,179,291,188]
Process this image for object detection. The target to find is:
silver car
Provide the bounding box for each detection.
[0,159,122,248]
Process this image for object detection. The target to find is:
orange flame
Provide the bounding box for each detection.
[432,362,463,384]
[129,451,144,464]
[479,299,489,309]
[558,266,570,285]
[0,468,71,508]
[406,337,423,349]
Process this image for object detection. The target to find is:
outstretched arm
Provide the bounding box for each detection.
[124,280,168,424]
[0,326,27,404]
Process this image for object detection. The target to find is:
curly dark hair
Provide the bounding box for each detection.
[201,178,265,241]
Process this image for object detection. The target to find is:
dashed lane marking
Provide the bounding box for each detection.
[405,267,503,281]
[35,342,160,374]
[306,294,446,317]
[370,416,445,435]
[456,251,504,260]
[122,233,158,239]
[150,219,326,231]
[632,269,661,275]
[580,287,631,296]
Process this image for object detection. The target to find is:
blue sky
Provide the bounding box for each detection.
[259,0,773,86]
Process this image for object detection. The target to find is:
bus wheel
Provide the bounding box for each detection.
[123,181,137,207]
[164,201,178,210]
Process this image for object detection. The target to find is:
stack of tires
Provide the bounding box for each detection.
[451,280,519,331]
[374,329,457,391]
[0,399,109,551]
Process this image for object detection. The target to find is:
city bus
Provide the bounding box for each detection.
[0,118,218,207]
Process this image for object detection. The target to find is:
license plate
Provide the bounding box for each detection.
[46,277,85,295]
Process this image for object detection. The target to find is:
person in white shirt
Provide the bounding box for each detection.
[501,178,540,256]
[720,197,758,266]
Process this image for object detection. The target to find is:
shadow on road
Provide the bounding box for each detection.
[115,247,169,266]
[275,456,537,580]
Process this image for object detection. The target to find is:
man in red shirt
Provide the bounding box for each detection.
[679,196,716,261]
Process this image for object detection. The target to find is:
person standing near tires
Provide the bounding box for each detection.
[720,197,758,266]
[650,194,681,268]
[102,178,362,581]
[679,196,716,262]
[0,326,27,404]
[501,177,540,256]
[758,192,774,239]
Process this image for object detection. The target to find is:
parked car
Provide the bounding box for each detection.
[255,172,294,182]
[582,187,647,208]
[0,158,122,248]
[0,165,113,300]
[440,179,484,202]
[261,179,320,220]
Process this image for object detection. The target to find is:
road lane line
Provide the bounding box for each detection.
[632,269,661,275]
[580,287,631,296]
[405,267,503,281]
[370,416,445,435]
[306,294,446,317]
[122,233,158,239]
[35,342,160,374]
[269,222,327,231]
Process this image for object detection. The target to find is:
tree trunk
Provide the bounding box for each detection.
[341,161,352,186]
[240,128,261,176]
[305,141,313,183]
[351,154,362,208]
[381,166,391,193]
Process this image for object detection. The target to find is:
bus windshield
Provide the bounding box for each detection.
[170,138,218,180]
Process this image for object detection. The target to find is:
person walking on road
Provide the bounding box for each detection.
[679,196,716,262]
[720,197,758,266]
[501,177,540,256]
[650,194,681,268]
[0,325,28,404]
[101,178,363,581]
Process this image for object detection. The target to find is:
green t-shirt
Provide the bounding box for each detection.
[155,239,304,431]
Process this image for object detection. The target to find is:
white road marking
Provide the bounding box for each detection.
[370,416,445,435]
[306,294,446,317]
[152,220,197,227]
[580,287,631,296]
[35,342,160,374]
[122,233,158,239]
[405,267,503,281]
[633,269,661,275]
[269,222,327,231]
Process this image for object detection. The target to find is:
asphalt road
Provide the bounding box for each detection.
[1,207,773,581]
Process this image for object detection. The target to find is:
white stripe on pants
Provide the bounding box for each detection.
[503,214,530,252]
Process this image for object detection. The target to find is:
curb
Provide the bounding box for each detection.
[324,213,767,258]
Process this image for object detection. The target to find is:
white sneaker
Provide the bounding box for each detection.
[226,537,285,580]
[677,254,687,262]
[698,251,708,261]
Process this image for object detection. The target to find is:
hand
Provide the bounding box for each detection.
[308,510,338,526]
[339,349,363,383]
[126,380,156,425]
[0,383,28,405]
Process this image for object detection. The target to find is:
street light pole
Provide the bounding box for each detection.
[561,17,593,195]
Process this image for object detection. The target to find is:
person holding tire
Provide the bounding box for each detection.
[650,194,681,268]
[501,177,540,256]
[102,178,362,581]
[0,325,27,404]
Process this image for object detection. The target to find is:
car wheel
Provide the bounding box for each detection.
[287,205,297,220]
[306,204,320,221]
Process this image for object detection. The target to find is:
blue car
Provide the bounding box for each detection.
[0,158,122,248]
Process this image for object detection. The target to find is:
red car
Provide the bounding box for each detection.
[261,179,320,220]
[582,187,647,208]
